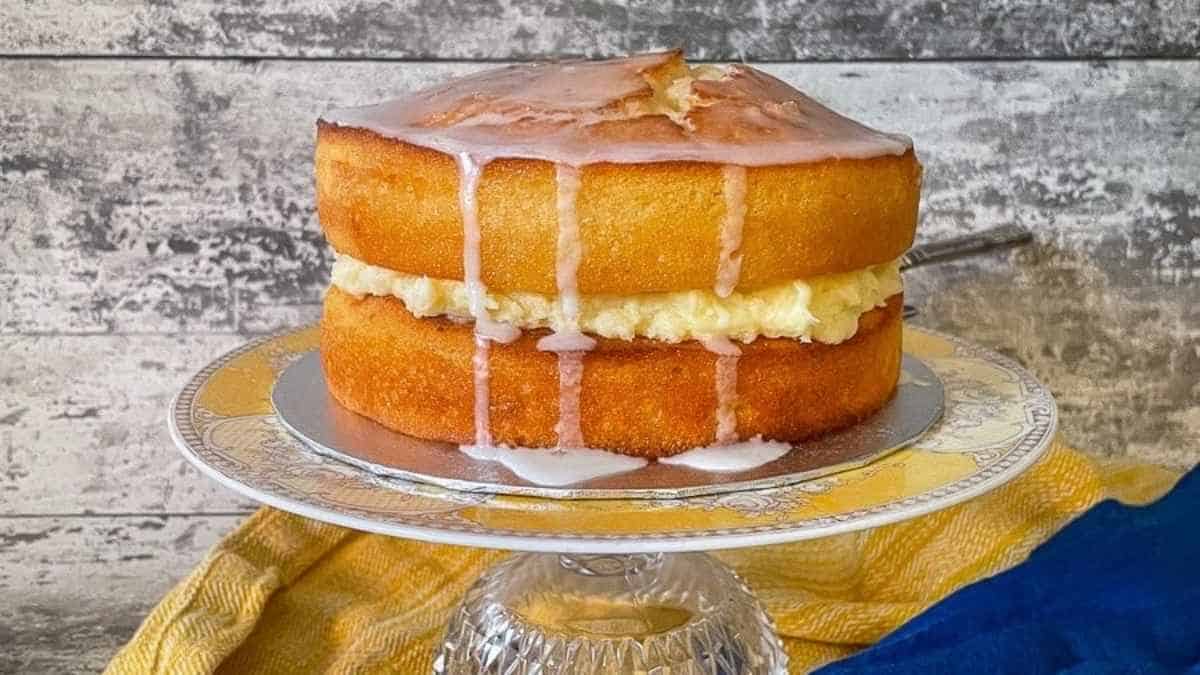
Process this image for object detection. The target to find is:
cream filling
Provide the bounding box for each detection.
[330,254,901,344]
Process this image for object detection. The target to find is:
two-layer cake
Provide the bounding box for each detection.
[316,51,921,460]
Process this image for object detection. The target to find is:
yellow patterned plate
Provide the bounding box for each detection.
[170,326,1056,553]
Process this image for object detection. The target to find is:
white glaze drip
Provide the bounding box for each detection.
[457,153,520,448]
[460,444,647,486]
[457,153,486,318]
[536,162,596,449]
[551,351,587,448]
[456,152,520,343]
[715,165,747,298]
[701,336,742,445]
[537,331,597,352]
[699,164,749,445]
[554,163,586,328]
[701,335,742,357]
[659,436,791,472]
[471,336,492,447]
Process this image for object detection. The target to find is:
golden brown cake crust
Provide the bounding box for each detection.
[320,288,903,457]
[315,123,921,295]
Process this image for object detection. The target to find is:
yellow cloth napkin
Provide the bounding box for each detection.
[107,440,1180,674]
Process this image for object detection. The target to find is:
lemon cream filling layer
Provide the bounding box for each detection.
[330,254,902,344]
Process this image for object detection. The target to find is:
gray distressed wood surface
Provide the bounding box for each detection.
[0,515,238,673]
[2,17,1199,670]
[0,335,257,514]
[4,1,1199,60]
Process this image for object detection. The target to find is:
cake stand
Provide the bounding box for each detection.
[170,326,1056,674]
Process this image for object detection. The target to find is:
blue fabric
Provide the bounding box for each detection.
[818,466,1200,674]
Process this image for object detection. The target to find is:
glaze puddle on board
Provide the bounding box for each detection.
[659,437,792,473]
[461,444,648,486]
[460,436,793,487]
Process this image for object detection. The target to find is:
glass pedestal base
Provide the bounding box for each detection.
[434,552,788,674]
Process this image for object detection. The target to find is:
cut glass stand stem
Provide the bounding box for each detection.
[434,552,788,674]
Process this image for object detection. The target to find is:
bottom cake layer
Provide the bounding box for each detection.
[321,288,903,458]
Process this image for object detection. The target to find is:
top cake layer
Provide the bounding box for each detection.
[315,52,922,295]
[321,50,910,166]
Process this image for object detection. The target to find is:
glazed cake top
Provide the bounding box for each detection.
[321,50,911,166]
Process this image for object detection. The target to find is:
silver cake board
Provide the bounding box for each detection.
[271,352,943,500]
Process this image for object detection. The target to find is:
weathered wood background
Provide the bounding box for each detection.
[1,2,1197,671]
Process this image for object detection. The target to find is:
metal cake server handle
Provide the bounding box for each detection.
[900,224,1033,318]
[899,224,1033,272]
